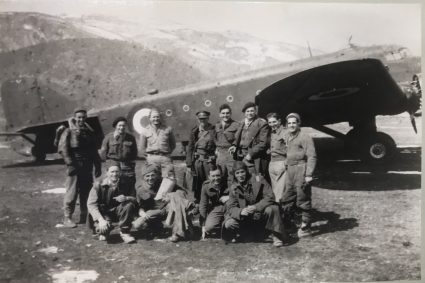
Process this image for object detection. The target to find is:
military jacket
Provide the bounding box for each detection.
[100,132,137,165]
[214,120,240,149]
[186,123,216,167]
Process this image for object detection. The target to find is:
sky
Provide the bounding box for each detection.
[0,0,422,55]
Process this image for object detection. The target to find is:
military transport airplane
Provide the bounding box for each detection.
[0,43,421,163]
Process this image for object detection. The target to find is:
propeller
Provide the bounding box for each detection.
[406,74,422,134]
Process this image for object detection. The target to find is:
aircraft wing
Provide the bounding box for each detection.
[256,59,409,126]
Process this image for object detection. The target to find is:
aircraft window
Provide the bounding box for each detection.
[226,95,234,102]
[205,100,212,107]
[165,109,173,117]
[183,105,190,112]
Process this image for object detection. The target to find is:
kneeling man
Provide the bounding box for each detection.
[199,166,229,239]
[223,161,286,247]
[133,164,194,242]
[87,163,137,243]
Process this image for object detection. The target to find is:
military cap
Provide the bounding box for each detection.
[232,160,248,174]
[105,159,121,169]
[112,116,127,128]
[286,113,301,123]
[73,107,87,114]
[142,163,161,176]
[242,102,256,113]
[196,110,210,118]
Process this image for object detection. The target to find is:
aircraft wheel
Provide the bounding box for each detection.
[31,146,46,162]
[359,132,396,163]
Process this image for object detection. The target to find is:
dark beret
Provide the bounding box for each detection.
[242,102,256,113]
[112,116,128,128]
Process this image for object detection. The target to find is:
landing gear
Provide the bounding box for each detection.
[359,132,396,163]
[31,146,46,162]
[345,130,396,163]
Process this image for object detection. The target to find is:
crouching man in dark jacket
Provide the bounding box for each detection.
[87,163,137,244]
[222,161,286,247]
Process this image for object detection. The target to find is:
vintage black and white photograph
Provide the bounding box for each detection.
[0,0,422,282]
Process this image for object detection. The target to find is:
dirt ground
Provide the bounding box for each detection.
[0,114,421,282]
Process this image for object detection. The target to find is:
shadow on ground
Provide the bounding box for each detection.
[310,209,359,237]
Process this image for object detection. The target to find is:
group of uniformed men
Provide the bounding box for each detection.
[57,101,316,247]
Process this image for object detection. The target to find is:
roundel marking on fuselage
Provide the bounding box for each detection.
[205,100,212,107]
[226,95,234,102]
[183,105,190,112]
[308,87,360,101]
[132,108,151,134]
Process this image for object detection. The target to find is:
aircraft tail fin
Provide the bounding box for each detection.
[1,77,79,132]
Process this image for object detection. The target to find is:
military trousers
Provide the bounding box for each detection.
[146,154,175,179]
[223,204,284,240]
[204,205,226,235]
[93,201,137,235]
[216,149,234,187]
[120,169,136,196]
[63,160,94,218]
[193,159,212,203]
[281,163,312,225]
[268,160,286,202]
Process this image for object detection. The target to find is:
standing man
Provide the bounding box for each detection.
[199,167,229,239]
[139,109,176,179]
[186,110,216,203]
[58,108,101,228]
[281,113,317,238]
[87,163,137,243]
[229,102,269,178]
[99,117,138,194]
[267,113,287,203]
[222,161,286,247]
[214,104,240,187]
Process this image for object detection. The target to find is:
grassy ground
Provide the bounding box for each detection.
[0,114,421,282]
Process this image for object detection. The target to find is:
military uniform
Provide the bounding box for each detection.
[268,125,287,202]
[233,117,270,176]
[58,118,101,224]
[281,129,317,227]
[87,177,137,236]
[223,175,284,241]
[139,124,176,178]
[214,119,240,187]
[199,179,229,235]
[100,132,138,194]
[186,123,216,203]
[134,179,193,239]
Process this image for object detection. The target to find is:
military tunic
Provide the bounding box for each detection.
[139,124,176,178]
[58,119,101,220]
[233,117,270,176]
[281,129,317,225]
[268,125,287,202]
[199,180,229,234]
[100,132,138,193]
[186,123,216,203]
[214,120,240,187]
[223,176,284,241]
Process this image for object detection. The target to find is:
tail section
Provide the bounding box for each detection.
[1,77,79,132]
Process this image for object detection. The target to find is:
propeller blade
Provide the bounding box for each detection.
[410,113,418,134]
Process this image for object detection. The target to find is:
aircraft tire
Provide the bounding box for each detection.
[31,146,46,163]
[359,132,396,163]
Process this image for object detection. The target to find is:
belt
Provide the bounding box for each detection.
[286,160,306,166]
[147,151,169,156]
